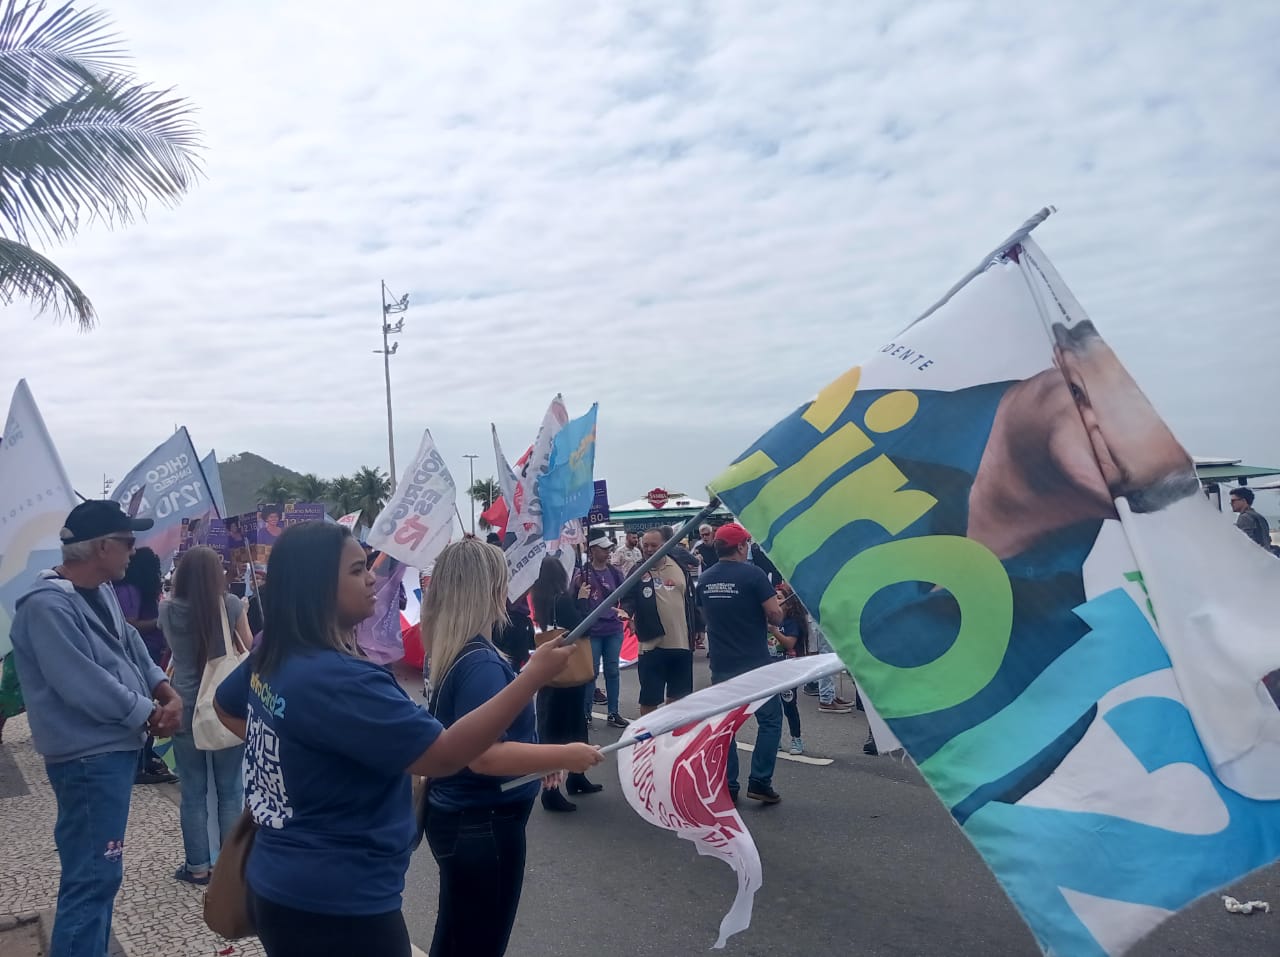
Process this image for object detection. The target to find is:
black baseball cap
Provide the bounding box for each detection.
[59,500,154,545]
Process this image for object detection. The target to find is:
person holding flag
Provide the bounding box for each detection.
[420,539,602,956]
[695,523,785,805]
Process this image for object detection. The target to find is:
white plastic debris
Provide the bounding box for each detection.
[1223,895,1270,915]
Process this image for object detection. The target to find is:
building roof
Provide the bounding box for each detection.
[1195,463,1280,483]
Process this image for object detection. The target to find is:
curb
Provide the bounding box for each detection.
[0,912,39,932]
[37,907,130,956]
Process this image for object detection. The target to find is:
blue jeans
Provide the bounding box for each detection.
[45,748,139,957]
[711,667,783,792]
[814,628,838,704]
[585,630,623,716]
[171,734,245,870]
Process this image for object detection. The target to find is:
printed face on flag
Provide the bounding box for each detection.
[709,234,1280,956]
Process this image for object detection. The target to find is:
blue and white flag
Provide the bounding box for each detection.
[113,428,215,569]
[539,403,598,543]
[200,450,227,519]
[0,381,77,657]
[709,220,1280,956]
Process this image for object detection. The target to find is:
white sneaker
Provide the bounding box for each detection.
[789,737,804,755]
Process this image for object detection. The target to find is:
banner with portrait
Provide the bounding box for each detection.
[710,232,1280,956]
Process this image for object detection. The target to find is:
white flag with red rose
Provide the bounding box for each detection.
[616,654,845,948]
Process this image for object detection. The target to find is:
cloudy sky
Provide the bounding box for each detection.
[2,1,1277,509]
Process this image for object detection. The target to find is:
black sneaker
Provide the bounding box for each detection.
[135,769,177,785]
[593,688,608,705]
[863,729,879,756]
[801,682,819,697]
[607,712,630,729]
[727,788,740,806]
[746,783,781,805]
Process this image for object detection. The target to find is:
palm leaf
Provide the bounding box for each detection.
[0,233,93,325]
[0,0,125,129]
[0,73,202,244]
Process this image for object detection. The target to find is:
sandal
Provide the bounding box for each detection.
[174,864,210,886]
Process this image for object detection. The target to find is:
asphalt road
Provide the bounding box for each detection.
[396,657,1280,957]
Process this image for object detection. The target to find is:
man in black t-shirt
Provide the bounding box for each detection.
[696,523,785,804]
[693,523,718,571]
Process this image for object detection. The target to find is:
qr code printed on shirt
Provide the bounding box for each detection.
[246,711,293,829]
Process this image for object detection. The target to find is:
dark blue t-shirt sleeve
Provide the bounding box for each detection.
[448,658,515,740]
[297,659,443,774]
[749,567,776,605]
[215,657,252,719]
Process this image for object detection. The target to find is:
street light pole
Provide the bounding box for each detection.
[463,454,478,535]
[376,281,409,491]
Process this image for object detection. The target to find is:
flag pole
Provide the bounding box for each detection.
[900,206,1055,333]
[552,498,722,649]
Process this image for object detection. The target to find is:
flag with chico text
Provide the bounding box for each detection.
[113,428,214,569]
[708,222,1280,957]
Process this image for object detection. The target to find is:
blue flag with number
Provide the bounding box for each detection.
[113,428,216,568]
[539,404,598,543]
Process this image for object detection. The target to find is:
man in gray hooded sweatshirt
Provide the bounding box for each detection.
[9,500,182,957]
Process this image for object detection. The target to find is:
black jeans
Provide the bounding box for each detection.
[425,798,535,957]
[780,687,802,738]
[248,885,410,957]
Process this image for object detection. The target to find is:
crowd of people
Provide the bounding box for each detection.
[2,499,875,957]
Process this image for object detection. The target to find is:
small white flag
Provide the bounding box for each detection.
[366,430,455,568]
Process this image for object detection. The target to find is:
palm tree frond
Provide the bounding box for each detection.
[292,473,331,503]
[0,234,92,325]
[255,475,293,505]
[353,466,391,527]
[0,73,203,244]
[0,0,125,128]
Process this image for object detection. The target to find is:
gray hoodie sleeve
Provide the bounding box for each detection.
[21,597,155,731]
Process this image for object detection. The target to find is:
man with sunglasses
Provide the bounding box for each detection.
[9,500,182,957]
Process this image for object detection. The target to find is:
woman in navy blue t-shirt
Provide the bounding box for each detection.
[214,524,578,957]
[422,539,602,957]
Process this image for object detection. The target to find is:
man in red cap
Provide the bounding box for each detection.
[695,522,785,804]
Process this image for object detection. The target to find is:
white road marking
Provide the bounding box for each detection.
[736,741,833,766]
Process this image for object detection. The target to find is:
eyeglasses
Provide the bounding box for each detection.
[107,535,136,549]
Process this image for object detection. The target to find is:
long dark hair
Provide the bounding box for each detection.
[529,555,568,629]
[123,547,162,608]
[253,522,353,677]
[172,546,228,673]
[778,582,810,646]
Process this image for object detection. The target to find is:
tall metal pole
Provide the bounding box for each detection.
[463,454,478,534]
[380,281,397,492]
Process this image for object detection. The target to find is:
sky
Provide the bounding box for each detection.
[2,1,1278,510]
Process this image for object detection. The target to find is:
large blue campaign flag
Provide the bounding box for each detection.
[113,428,216,568]
[539,403,598,543]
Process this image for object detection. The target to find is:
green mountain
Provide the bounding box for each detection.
[217,452,306,517]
